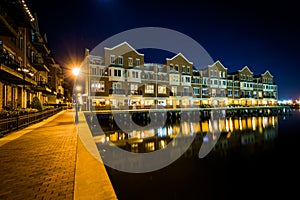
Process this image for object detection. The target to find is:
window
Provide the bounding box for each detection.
[158,85,166,94]
[131,84,138,94]
[118,56,123,65]
[183,87,189,95]
[172,75,179,82]
[202,88,208,95]
[182,65,185,73]
[214,80,218,85]
[175,65,179,71]
[91,80,105,92]
[187,66,190,73]
[136,58,140,66]
[219,71,222,78]
[110,55,115,64]
[212,89,216,97]
[150,73,154,80]
[185,76,191,83]
[114,69,121,77]
[223,72,225,78]
[193,87,200,95]
[19,36,23,49]
[234,90,239,97]
[91,67,97,75]
[170,64,173,69]
[223,80,226,86]
[132,71,139,78]
[228,90,232,96]
[112,83,121,90]
[145,84,154,94]
[99,68,105,76]
[128,57,133,66]
[171,86,177,96]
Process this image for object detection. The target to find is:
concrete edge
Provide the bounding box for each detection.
[74,111,118,200]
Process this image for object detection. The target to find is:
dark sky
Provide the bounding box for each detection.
[27,0,300,100]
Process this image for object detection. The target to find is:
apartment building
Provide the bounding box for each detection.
[0,0,64,109]
[200,61,228,107]
[80,42,277,110]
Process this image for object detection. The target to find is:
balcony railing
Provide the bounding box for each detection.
[0,108,62,135]
[128,90,143,95]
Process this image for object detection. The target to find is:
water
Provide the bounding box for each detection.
[98,109,300,200]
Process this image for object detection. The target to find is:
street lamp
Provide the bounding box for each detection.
[73,67,81,123]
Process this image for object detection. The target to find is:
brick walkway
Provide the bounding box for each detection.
[0,110,77,200]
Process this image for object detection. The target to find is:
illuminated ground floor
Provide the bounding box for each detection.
[79,95,277,110]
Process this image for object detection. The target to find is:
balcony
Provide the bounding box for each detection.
[32,33,50,55]
[128,90,143,95]
[32,56,49,72]
[0,51,36,85]
[31,81,52,94]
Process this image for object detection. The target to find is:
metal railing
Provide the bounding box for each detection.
[0,107,62,135]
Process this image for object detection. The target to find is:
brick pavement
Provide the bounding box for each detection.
[0,110,77,200]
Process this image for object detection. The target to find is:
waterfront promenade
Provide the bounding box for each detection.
[0,110,117,200]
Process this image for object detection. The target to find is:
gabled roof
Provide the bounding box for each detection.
[238,66,254,74]
[166,53,193,65]
[209,60,227,70]
[104,41,144,56]
[262,70,273,78]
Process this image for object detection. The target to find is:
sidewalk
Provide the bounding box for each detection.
[0,110,117,200]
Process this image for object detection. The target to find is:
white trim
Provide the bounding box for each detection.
[238,66,254,74]
[210,60,227,70]
[262,70,273,78]
[166,53,193,65]
[104,42,144,56]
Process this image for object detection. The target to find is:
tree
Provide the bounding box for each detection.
[31,97,42,111]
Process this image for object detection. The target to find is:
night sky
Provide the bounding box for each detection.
[27,0,300,100]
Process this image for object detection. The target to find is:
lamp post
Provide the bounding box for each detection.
[72,67,80,123]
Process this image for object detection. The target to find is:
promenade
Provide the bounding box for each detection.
[0,110,117,200]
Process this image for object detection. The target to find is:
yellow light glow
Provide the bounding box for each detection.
[72,67,80,76]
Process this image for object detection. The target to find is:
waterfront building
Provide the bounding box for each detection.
[199,61,228,107]
[166,53,193,107]
[228,67,277,106]
[253,70,277,106]
[228,66,255,106]
[81,42,278,110]
[0,0,64,110]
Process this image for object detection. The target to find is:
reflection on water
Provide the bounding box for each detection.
[102,111,299,200]
[95,115,278,156]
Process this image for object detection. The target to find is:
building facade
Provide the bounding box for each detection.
[80,42,278,110]
[0,0,65,110]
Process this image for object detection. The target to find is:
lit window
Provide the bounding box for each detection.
[128,57,133,66]
[136,58,140,66]
[145,84,154,94]
[158,85,166,94]
[91,80,105,92]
